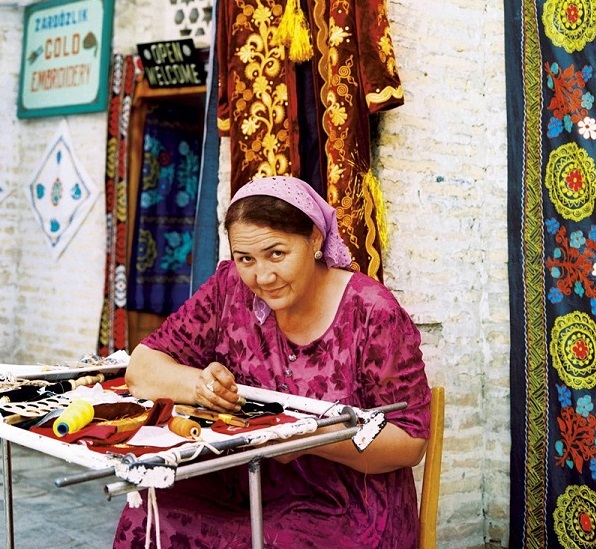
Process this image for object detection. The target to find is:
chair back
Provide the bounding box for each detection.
[418,386,445,549]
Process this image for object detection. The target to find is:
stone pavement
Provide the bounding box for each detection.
[0,444,124,548]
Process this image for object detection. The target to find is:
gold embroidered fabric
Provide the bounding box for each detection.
[217,0,403,279]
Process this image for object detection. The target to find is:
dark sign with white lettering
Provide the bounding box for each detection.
[137,39,206,89]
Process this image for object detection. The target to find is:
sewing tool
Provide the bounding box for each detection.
[239,399,284,417]
[168,416,201,438]
[0,394,72,426]
[53,399,94,437]
[174,405,249,428]
[0,373,106,404]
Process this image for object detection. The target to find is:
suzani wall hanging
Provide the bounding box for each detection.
[506,0,596,547]
[26,119,99,258]
[127,102,201,316]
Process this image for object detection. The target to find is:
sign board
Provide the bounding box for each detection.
[137,39,206,89]
[17,0,115,119]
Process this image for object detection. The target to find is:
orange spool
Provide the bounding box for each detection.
[168,416,201,438]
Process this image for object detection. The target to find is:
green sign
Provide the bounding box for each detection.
[17,0,115,119]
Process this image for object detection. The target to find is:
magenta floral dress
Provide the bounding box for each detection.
[113,260,430,549]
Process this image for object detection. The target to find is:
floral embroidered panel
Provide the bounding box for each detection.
[506,0,596,547]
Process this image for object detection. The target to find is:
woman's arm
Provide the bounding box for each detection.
[125,344,241,412]
[276,421,428,474]
[274,277,431,473]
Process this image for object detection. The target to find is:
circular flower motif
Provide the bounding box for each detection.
[579,117,596,139]
[577,116,596,139]
[557,383,573,407]
[550,311,596,389]
[576,394,594,417]
[545,142,596,221]
[114,264,127,308]
[178,141,190,156]
[176,191,190,208]
[136,229,158,272]
[554,484,596,546]
[567,169,585,192]
[543,0,596,53]
[158,150,171,167]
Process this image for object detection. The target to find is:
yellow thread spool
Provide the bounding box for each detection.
[168,417,201,438]
[53,399,94,437]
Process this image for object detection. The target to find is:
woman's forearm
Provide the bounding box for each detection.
[302,422,428,474]
[125,344,203,404]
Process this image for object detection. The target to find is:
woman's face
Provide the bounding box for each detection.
[228,222,322,314]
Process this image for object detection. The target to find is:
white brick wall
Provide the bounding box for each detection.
[0,1,509,547]
[0,7,22,362]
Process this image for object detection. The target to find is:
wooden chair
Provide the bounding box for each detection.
[418,386,445,549]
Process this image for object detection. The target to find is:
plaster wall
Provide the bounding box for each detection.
[0,0,509,547]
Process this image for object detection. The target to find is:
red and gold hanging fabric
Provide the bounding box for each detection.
[216,0,403,280]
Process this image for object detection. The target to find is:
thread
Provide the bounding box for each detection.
[53,399,94,437]
[168,416,201,438]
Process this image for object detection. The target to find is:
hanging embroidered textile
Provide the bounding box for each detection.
[26,119,99,259]
[97,54,140,357]
[506,1,596,547]
[216,0,403,280]
[127,103,202,316]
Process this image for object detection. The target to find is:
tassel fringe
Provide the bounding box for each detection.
[364,170,388,250]
[274,0,313,63]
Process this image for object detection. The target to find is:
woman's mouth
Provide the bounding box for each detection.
[261,286,286,298]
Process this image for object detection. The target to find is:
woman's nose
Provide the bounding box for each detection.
[255,262,275,285]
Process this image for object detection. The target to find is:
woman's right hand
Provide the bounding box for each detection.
[196,362,241,412]
[126,345,242,412]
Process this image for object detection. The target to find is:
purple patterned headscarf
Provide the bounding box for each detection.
[229,176,352,269]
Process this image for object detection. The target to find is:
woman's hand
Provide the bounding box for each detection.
[196,362,241,412]
[126,345,243,412]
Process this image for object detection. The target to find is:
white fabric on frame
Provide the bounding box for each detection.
[26,119,99,258]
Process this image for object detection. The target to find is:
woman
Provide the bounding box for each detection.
[114,175,431,549]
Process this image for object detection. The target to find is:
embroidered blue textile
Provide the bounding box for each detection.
[127,103,201,315]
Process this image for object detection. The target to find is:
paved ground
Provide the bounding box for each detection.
[0,444,124,548]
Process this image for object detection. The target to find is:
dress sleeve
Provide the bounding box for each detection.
[358,287,431,439]
[141,260,234,367]
[354,0,405,113]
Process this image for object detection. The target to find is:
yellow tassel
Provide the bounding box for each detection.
[364,170,388,250]
[275,0,297,44]
[275,0,313,63]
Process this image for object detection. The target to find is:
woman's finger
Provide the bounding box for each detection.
[197,366,240,412]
